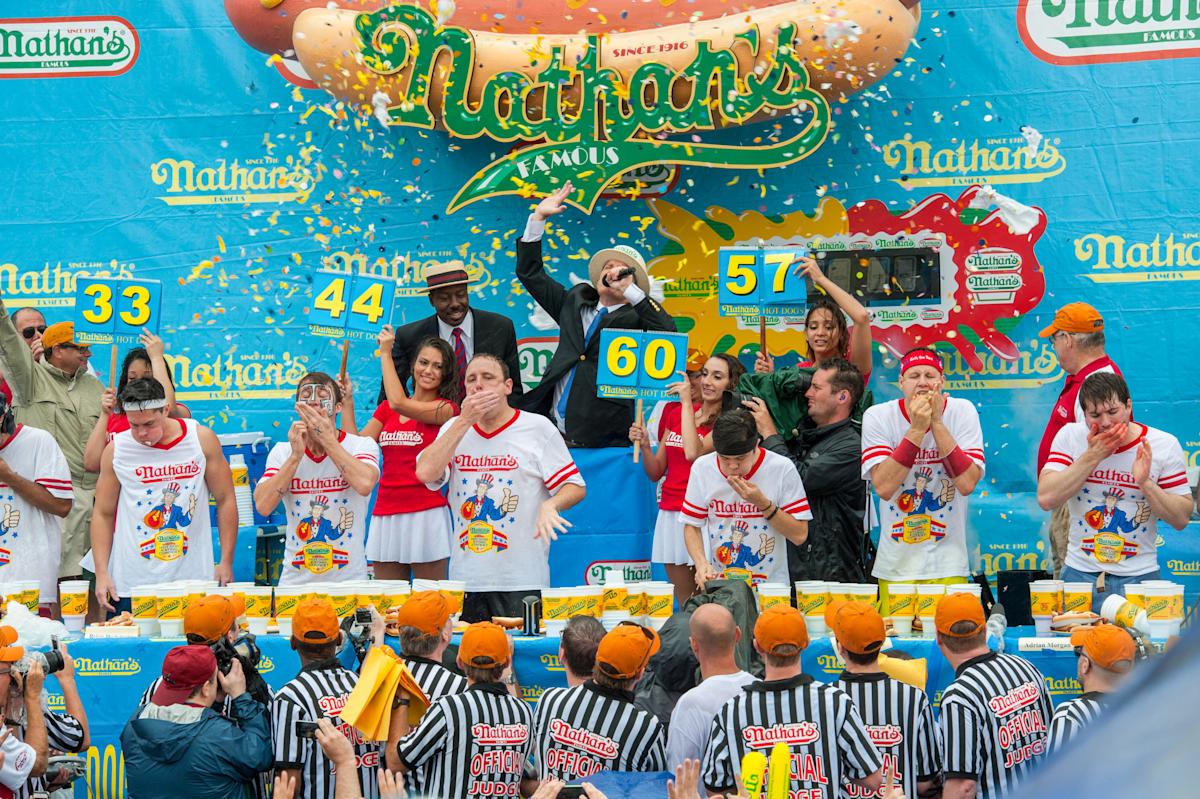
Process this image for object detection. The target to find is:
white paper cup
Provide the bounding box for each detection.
[158,618,185,637]
[276,617,293,637]
[1033,616,1052,637]
[889,616,914,637]
[643,584,674,630]
[59,579,90,629]
[919,616,937,639]
[756,583,791,612]
[542,587,572,631]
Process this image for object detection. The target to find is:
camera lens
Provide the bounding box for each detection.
[42,650,65,675]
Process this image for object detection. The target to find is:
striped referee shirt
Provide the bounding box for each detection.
[401,656,468,796]
[835,672,941,799]
[1048,691,1108,753]
[403,655,468,702]
[273,659,380,799]
[397,681,534,799]
[531,681,666,780]
[139,678,272,799]
[702,673,883,798]
[940,651,1052,798]
[11,707,86,799]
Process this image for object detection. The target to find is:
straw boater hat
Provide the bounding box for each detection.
[587,245,651,293]
[421,260,474,293]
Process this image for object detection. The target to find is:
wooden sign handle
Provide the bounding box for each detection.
[109,346,119,390]
[759,316,767,358]
[339,339,350,382]
[633,398,644,463]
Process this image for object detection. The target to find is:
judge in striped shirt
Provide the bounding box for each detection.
[530,621,667,781]
[387,622,534,799]
[830,601,941,799]
[394,591,468,702]
[703,605,883,797]
[1048,625,1136,752]
[936,594,1052,799]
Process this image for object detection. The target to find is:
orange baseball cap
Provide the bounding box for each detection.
[831,601,886,655]
[459,622,510,668]
[823,599,846,631]
[685,348,708,373]
[292,597,341,645]
[184,596,237,644]
[1071,625,1135,673]
[935,593,986,638]
[0,626,23,663]
[40,322,78,351]
[595,622,661,680]
[1039,302,1104,337]
[396,591,452,637]
[754,605,809,655]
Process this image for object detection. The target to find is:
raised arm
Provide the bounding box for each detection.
[1132,438,1193,530]
[869,396,931,502]
[377,325,456,426]
[0,297,35,403]
[253,427,304,517]
[141,331,178,417]
[929,396,982,496]
[797,257,873,375]
[298,403,378,496]
[516,183,575,321]
[1037,423,1121,511]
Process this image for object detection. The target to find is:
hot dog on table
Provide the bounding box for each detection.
[225,0,920,125]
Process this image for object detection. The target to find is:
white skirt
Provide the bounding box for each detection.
[367,505,453,564]
[652,508,695,566]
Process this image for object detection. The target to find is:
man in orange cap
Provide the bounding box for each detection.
[1048,624,1136,752]
[0,294,103,587]
[274,598,383,799]
[394,591,466,702]
[388,621,534,799]
[530,621,666,781]
[1037,301,1123,575]
[831,601,940,799]
[702,605,883,797]
[936,593,1052,798]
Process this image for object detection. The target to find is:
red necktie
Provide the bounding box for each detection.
[452,327,468,398]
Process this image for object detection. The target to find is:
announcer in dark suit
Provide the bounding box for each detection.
[516,181,675,447]
[381,259,521,403]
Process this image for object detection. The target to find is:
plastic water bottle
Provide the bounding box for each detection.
[986,601,1008,653]
[229,453,254,528]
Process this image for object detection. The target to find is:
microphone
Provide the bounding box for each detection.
[603,266,637,287]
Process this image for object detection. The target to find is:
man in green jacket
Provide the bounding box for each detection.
[0,298,102,582]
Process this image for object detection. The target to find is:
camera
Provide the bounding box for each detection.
[721,390,748,414]
[211,632,260,676]
[13,637,65,676]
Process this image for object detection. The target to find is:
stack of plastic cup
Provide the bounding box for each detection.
[602,571,628,614]
[375,581,409,614]
[274,586,304,636]
[130,585,159,637]
[359,581,385,611]
[643,583,674,630]
[579,586,604,619]
[438,580,467,620]
[848,583,878,606]
[244,586,273,635]
[622,583,647,621]
[794,581,828,636]
[59,580,91,633]
[1028,580,1063,637]
[156,585,186,637]
[1061,582,1092,614]
[886,584,917,637]
[756,583,791,612]
[14,580,40,612]
[946,583,982,598]
[542,587,571,635]
[916,584,947,639]
[1124,583,1147,609]
[1140,581,1185,638]
[330,585,358,619]
[827,582,851,607]
[412,578,440,595]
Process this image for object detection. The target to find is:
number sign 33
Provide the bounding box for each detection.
[74,278,162,345]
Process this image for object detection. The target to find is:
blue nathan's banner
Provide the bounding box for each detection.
[1,6,1198,789]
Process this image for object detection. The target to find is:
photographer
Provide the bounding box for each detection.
[0,625,89,799]
[122,645,272,799]
[139,596,271,711]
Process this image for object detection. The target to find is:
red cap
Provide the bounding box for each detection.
[152,645,217,706]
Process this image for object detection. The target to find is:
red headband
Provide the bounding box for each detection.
[900,349,943,376]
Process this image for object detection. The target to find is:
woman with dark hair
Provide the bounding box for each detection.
[83,332,189,472]
[629,352,746,607]
[341,326,458,580]
[756,257,873,379]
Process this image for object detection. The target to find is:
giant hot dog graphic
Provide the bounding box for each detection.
[226,0,920,210]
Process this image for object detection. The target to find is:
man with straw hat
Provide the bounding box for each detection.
[516,183,675,447]
[381,259,521,403]
[0,295,102,585]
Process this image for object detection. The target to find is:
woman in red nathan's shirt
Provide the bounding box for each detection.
[755,257,874,380]
[83,331,190,473]
[628,353,746,608]
[341,325,458,581]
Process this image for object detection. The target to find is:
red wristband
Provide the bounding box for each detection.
[943,446,974,478]
[891,438,919,468]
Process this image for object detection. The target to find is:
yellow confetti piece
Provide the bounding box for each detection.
[217,236,226,254]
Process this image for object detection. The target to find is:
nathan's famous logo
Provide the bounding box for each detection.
[0,17,138,78]
[539,653,565,673]
[150,154,318,206]
[1075,231,1200,284]
[883,135,1066,188]
[323,249,495,302]
[1018,0,1200,65]
[518,336,558,394]
[743,722,820,748]
[0,260,133,308]
[166,351,310,401]
[75,656,141,677]
[1167,559,1200,577]
[648,184,1047,372]
[586,561,652,585]
[941,339,1064,391]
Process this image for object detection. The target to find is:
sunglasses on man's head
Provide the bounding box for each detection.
[20,325,46,340]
